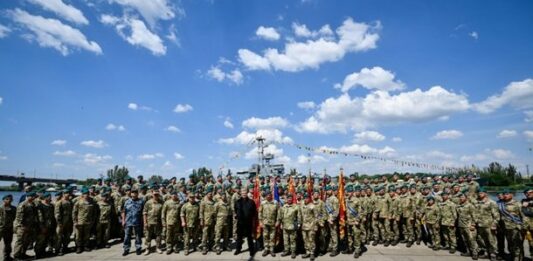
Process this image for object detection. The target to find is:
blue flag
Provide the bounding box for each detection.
[273,181,281,205]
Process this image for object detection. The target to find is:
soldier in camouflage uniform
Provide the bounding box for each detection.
[259,189,279,257]
[325,185,340,256]
[457,193,479,260]
[388,186,401,245]
[475,188,499,260]
[521,188,533,259]
[162,191,182,254]
[439,191,457,253]
[73,187,96,254]
[214,192,232,255]
[13,191,38,260]
[0,194,16,260]
[373,186,389,246]
[55,190,73,255]
[300,193,319,261]
[200,186,216,254]
[399,184,415,247]
[96,190,113,248]
[122,188,144,256]
[279,194,299,259]
[181,193,200,255]
[312,190,327,255]
[35,192,56,258]
[231,184,241,243]
[499,190,524,261]
[346,186,365,258]
[143,187,163,255]
[422,196,441,250]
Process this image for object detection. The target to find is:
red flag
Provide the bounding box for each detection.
[307,171,313,197]
[288,176,297,204]
[338,169,346,240]
[253,175,261,239]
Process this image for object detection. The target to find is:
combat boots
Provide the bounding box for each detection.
[310,254,315,261]
[302,253,310,258]
[291,252,297,259]
[76,247,83,254]
[281,251,290,257]
[262,250,270,257]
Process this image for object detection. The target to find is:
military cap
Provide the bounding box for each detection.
[217,175,222,179]
[123,185,131,191]
[206,185,214,193]
[104,178,111,182]
[43,192,51,198]
[55,191,63,197]
[451,183,459,188]
[325,185,332,191]
[354,185,361,191]
[524,188,533,194]
[140,184,148,190]
[150,184,160,190]
[350,173,357,178]
[137,175,143,179]
[130,188,138,193]
[457,192,465,197]
[189,173,195,178]
[26,191,37,197]
[502,188,512,194]
[373,186,381,192]
[170,191,177,195]
[345,185,353,193]
[102,190,110,196]
[400,184,408,189]
[388,185,396,191]
[441,191,449,196]
[80,187,89,194]
[426,196,435,201]
[2,194,12,200]
[478,187,487,193]
[126,176,133,180]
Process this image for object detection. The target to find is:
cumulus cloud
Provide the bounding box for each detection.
[8,9,102,55]
[207,66,243,85]
[127,102,155,111]
[297,154,328,164]
[336,143,396,156]
[173,104,193,113]
[242,117,289,129]
[474,79,533,113]
[166,125,180,133]
[106,123,126,131]
[219,129,293,145]
[292,22,334,38]
[298,86,469,133]
[497,130,517,138]
[224,119,234,129]
[29,0,89,25]
[51,139,67,146]
[354,130,385,142]
[108,0,181,28]
[431,130,463,140]
[80,140,107,148]
[256,26,280,41]
[83,153,112,165]
[297,101,316,110]
[334,66,405,92]
[100,14,166,56]
[0,24,12,38]
[138,153,164,160]
[53,150,76,157]
[238,18,381,72]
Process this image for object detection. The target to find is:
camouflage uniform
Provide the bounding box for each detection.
[475,198,499,257]
[422,200,441,249]
[278,203,299,256]
[399,192,415,244]
[0,202,16,259]
[143,197,163,253]
[346,195,364,256]
[457,199,479,257]
[96,199,113,247]
[439,198,457,251]
[325,194,339,252]
[161,198,182,253]
[214,198,232,253]
[35,199,56,256]
[13,198,38,258]
[373,193,389,244]
[231,192,240,241]
[180,200,199,254]
[313,197,327,254]
[72,197,96,251]
[199,196,216,253]
[300,200,319,259]
[55,197,73,254]
[388,194,401,243]
[259,199,279,254]
[522,197,533,256]
[499,199,524,260]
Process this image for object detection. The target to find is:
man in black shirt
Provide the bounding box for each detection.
[234,188,257,258]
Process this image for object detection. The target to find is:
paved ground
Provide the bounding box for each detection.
[3,240,532,261]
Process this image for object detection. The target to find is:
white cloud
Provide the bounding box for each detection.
[525,111,533,123]
[166,125,180,133]
[239,18,381,72]
[354,130,385,142]
[127,102,155,111]
[242,116,289,129]
[292,22,334,38]
[173,103,193,113]
[298,86,469,133]
[460,153,487,162]
[497,129,517,138]
[173,152,184,160]
[524,130,533,141]
[128,103,138,110]
[108,0,181,28]
[334,66,405,92]
[219,129,293,145]
[223,119,234,129]
[106,123,126,131]
[80,140,107,148]
[100,14,166,56]
[51,139,67,146]
[337,143,396,156]
[162,160,173,169]
[244,144,285,160]
[487,149,514,160]
[392,137,402,142]
[8,9,102,55]
[474,79,533,113]
[469,31,478,40]
[0,24,11,38]
[83,153,112,165]
[431,130,463,140]
[138,153,164,160]
[256,26,280,41]
[53,150,76,157]
[29,0,89,25]
[297,154,328,164]
[427,150,454,160]
[297,101,316,110]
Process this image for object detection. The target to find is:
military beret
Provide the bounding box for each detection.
[350,174,357,178]
[189,173,195,178]
[126,176,133,180]
[346,185,353,193]
[248,184,254,189]
[206,186,213,193]
[478,187,487,193]
[524,188,533,194]
[457,192,465,197]
[55,191,63,197]
[401,184,408,189]
[452,183,459,188]
[26,191,37,197]
[130,188,138,193]
[354,185,361,191]
[263,189,271,195]
[137,175,143,179]
[2,194,12,200]
[80,187,89,194]
[102,191,110,196]
[43,192,51,198]
[325,185,332,191]
[373,186,381,192]
[170,191,177,195]
[217,175,222,179]
[388,185,396,191]
[441,191,449,196]
[502,189,512,194]
[105,178,111,182]
[150,184,159,190]
[426,196,435,201]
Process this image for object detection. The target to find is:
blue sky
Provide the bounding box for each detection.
[0,0,532,180]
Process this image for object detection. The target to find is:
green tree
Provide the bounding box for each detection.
[106,165,129,185]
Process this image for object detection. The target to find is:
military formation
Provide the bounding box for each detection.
[1,173,533,261]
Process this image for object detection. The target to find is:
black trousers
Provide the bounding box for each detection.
[236,228,255,256]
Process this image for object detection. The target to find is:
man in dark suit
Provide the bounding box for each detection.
[234,188,257,258]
